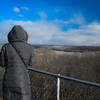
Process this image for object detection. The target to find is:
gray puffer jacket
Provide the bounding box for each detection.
[0,26,35,100]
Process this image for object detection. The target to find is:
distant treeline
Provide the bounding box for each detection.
[32,45,100,52]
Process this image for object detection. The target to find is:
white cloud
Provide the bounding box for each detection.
[13,7,20,12]
[0,20,100,46]
[13,6,29,13]
[18,14,24,17]
[53,22,100,45]
[13,6,29,17]
[21,6,29,10]
[0,20,59,44]
[54,14,85,25]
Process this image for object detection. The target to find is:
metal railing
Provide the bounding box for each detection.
[28,67,100,87]
[0,67,100,100]
[28,67,100,100]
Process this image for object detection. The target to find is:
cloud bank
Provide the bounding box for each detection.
[0,20,100,46]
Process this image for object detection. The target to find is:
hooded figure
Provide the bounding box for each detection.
[0,25,35,100]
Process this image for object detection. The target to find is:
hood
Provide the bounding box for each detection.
[8,25,26,43]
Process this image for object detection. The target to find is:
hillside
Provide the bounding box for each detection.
[0,44,100,100]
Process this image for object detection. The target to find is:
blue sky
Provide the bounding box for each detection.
[0,0,100,45]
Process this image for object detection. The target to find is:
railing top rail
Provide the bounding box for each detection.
[28,67,100,87]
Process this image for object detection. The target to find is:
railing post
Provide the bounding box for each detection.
[57,74,60,100]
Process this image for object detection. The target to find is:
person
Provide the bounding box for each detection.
[0,25,35,100]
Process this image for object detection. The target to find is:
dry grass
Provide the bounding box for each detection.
[0,45,100,100]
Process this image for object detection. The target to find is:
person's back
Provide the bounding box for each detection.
[0,25,35,100]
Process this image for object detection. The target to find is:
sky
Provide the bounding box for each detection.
[0,0,100,45]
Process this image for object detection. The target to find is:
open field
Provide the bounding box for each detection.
[0,44,100,100]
